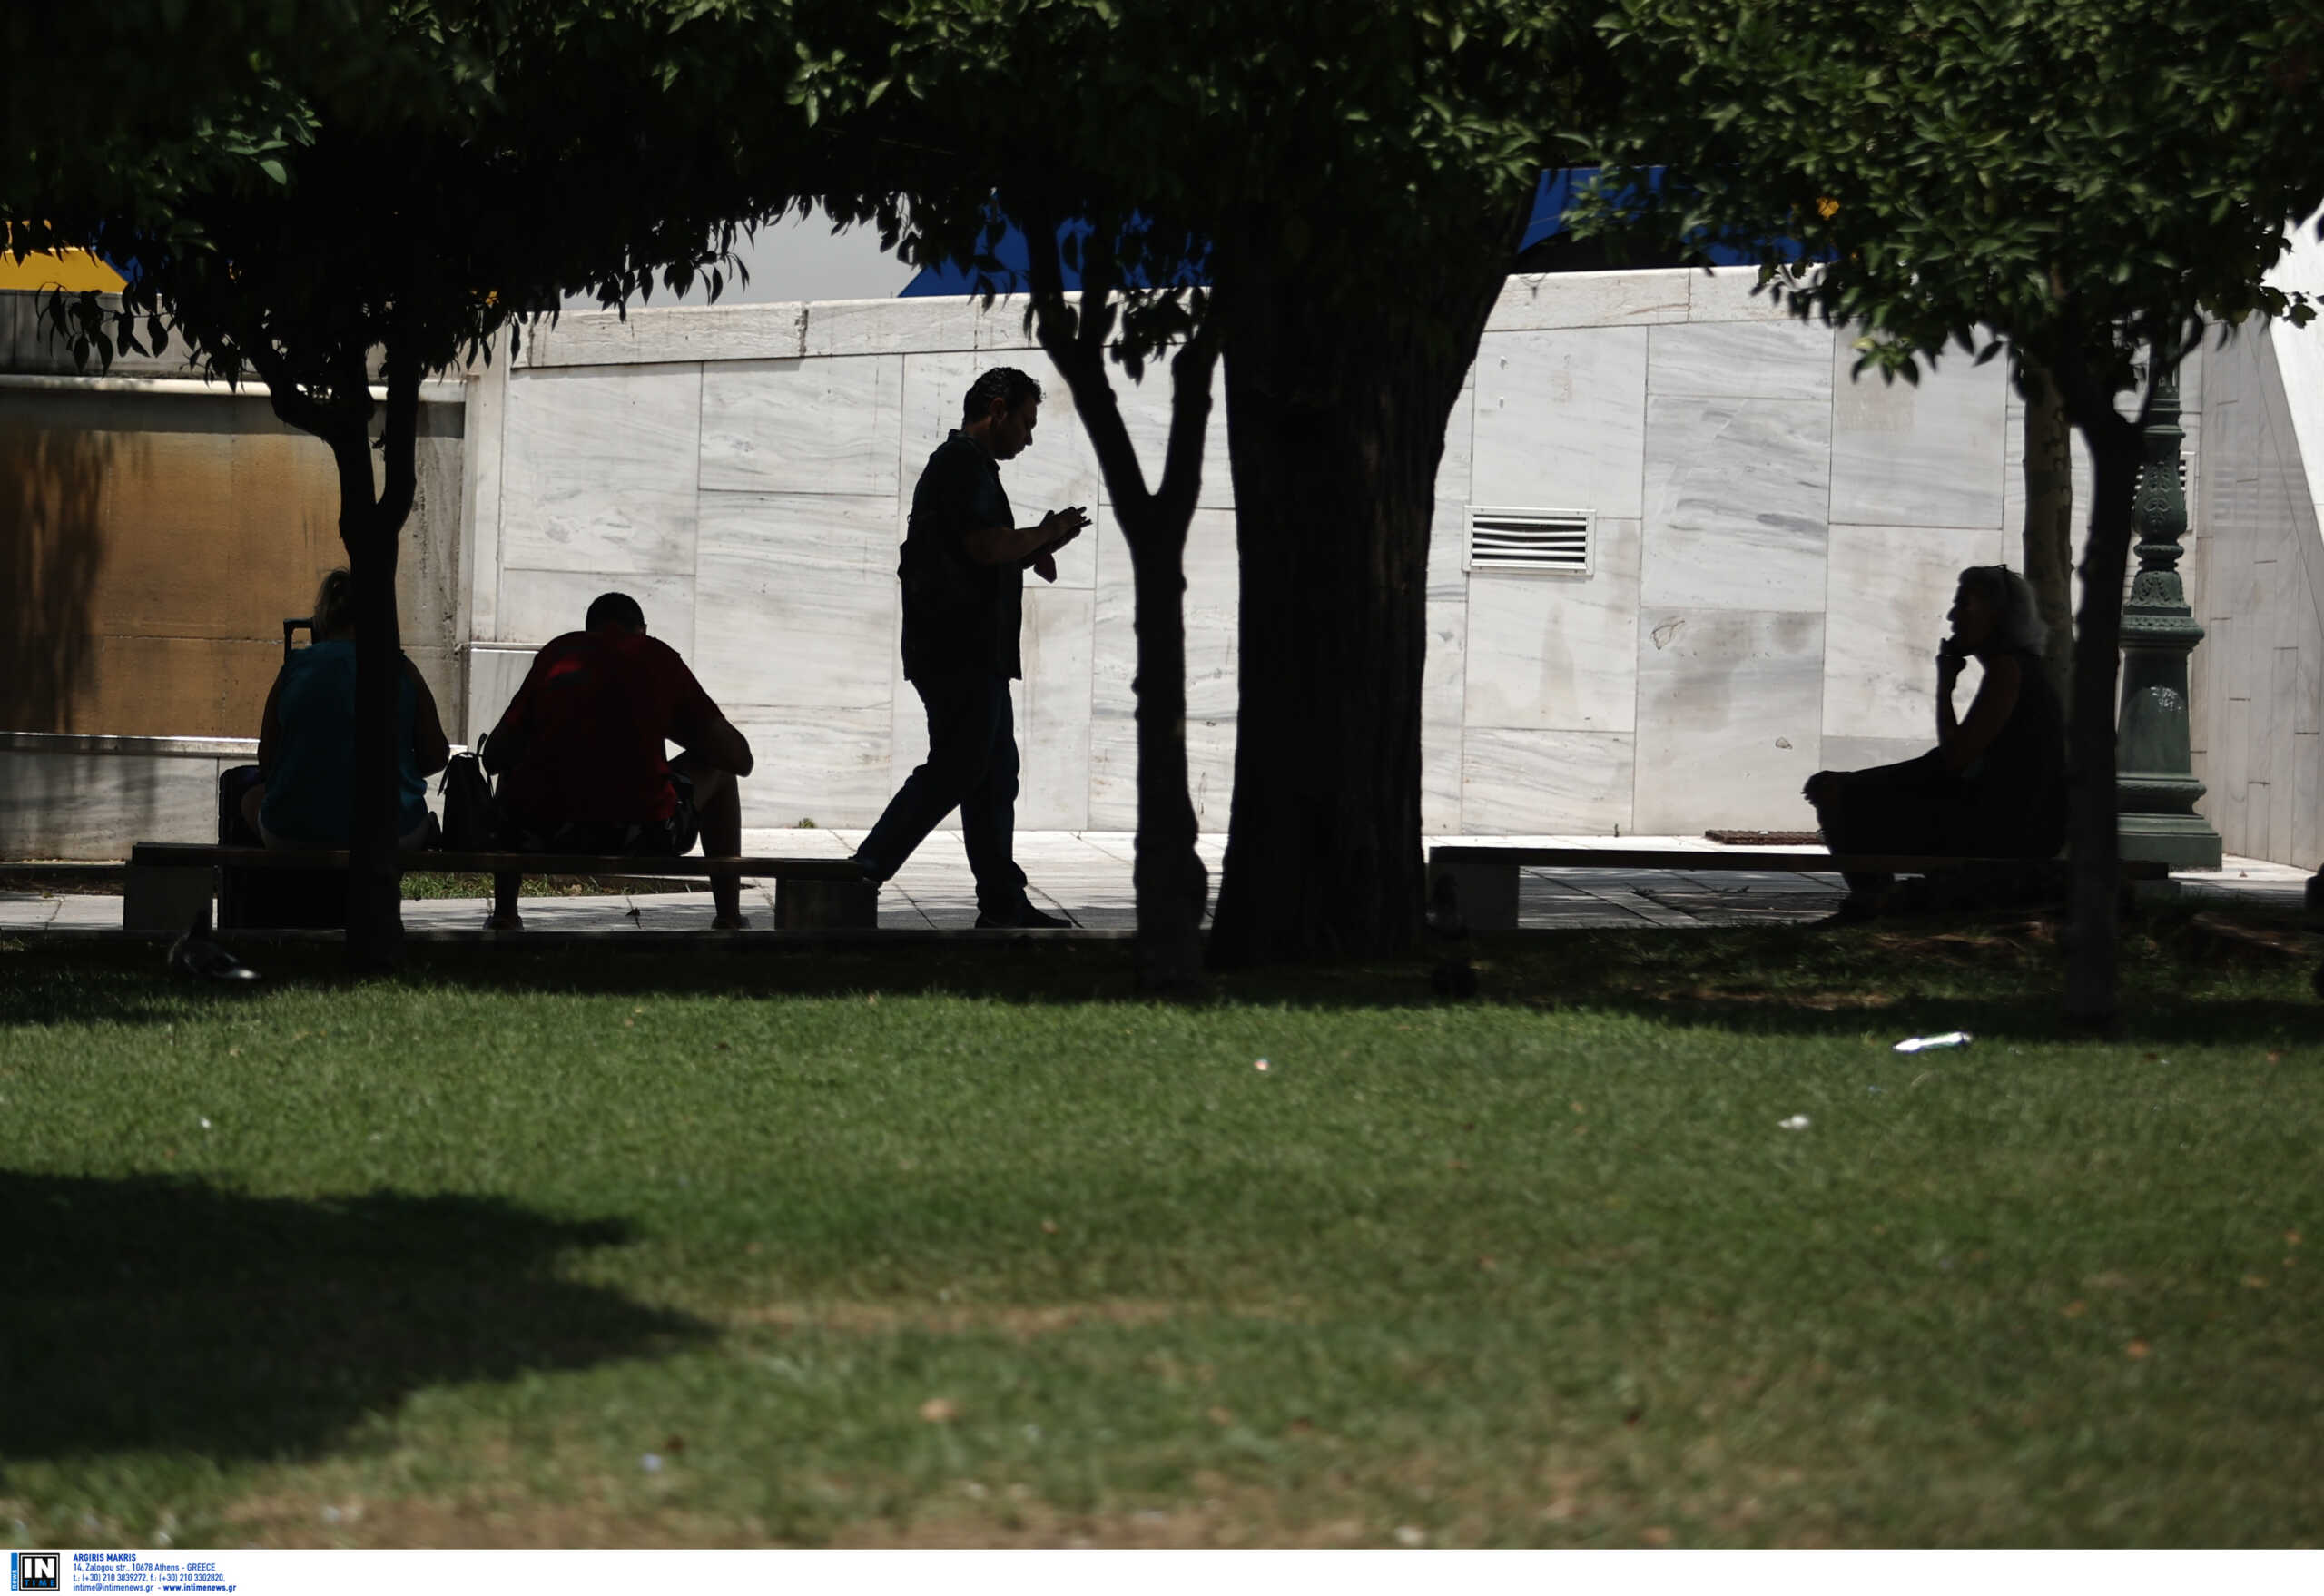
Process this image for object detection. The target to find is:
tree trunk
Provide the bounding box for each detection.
[246,338,419,973]
[2056,363,2146,1030]
[2019,358,2076,708]
[1206,258,1497,968]
[1022,238,1218,994]
[1124,517,1207,991]
[335,350,422,974]
[326,429,403,973]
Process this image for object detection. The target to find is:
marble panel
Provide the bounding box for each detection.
[1640,397,1831,610]
[1426,386,1478,602]
[1647,320,1832,401]
[1088,506,1240,829]
[900,350,1104,583]
[2294,637,2320,736]
[1820,735,1930,776]
[973,296,1046,353]
[700,356,902,498]
[517,303,804,369]
[1830,342,2009,528]
[802,297,982,358]
[461,348,509,641]
[694,493,898,712]
[1462,518,1642,732]
[729,704,892,830]
[1423,596,1468,835]
[497,569,694,658]
[2269,647,2300,862]
[2294,733,2321,868]
[1487,270,1689,332]
[1108,359,1236,512]
[1088,716,1238,833]
[1822,524,2007,740]
[465,645,537,746]
[1687,267,1807,323]
[1014,586,1096,832]
[2212,695,2252,852]
[499,364,700,576]
[0,750,220,858]
[1472,328,1649,519]
[1460,729,1635,835]
[1633,607,1826,832]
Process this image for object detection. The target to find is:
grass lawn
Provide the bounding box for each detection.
[2,906,2319,1548]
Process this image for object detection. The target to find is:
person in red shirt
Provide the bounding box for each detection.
[485,592,755,928]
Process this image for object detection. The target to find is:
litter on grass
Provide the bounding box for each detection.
[1894,1030,1973,1053]
[639,1453,664,1473]
[1778,1115,1811,1130]
[1254,1059,1271,1072]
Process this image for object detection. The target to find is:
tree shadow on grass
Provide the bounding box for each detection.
[4,902,2317,1046]
[0,1173,711,1468]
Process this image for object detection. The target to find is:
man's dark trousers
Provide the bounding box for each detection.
[856,671,1028,918]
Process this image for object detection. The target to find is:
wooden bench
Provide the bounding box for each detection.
[1426,844,2169,931]
[123,843,877,932]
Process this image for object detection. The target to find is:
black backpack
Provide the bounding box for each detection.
[438,739,501,851]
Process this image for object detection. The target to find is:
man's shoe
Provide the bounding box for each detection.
[976,901,1076,929]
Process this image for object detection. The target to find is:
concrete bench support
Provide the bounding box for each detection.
[123,858,214,931]
[1429,854,1522,932]
[773,875,880,930]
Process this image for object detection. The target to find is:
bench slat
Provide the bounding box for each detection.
[127,843,865,879]
[1427,846,2165,879]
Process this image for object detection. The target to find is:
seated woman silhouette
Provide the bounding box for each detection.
[1803,565,2065,916]
[239,569,451,849]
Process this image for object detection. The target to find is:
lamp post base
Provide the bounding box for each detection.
[2117,813,2222,872]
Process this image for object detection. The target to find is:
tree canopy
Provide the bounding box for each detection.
[1577,0,2324,389]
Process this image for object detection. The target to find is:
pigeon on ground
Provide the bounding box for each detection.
[169,907,259,982]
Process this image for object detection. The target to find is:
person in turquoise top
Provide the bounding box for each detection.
[241,569,450,848]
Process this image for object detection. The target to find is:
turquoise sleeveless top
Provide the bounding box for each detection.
[258,640,428,845]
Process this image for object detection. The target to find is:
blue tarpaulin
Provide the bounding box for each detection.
[898,169,1777,296]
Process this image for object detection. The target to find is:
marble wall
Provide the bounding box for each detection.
[2191,318,2324,866]
[453,268,2306,849]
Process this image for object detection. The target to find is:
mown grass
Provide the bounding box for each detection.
[1,906,2319,1548]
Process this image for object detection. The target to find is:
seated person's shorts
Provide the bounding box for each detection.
[511,771,701,857]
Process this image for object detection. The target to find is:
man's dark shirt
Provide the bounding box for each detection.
[899,429,1020,682]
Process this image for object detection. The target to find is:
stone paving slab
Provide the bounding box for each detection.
[1,835,2309,937]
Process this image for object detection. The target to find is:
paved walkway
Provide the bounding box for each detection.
[2,833,2309,934]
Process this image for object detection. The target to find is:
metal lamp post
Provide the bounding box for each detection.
[2116,368,2223,870]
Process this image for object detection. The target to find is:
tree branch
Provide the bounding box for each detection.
[1154,314,1221,525]
[1022,201,1155,516]
[241,334,337,442]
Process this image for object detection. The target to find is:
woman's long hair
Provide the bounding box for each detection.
[311,568,356,640]
[1957,565,2048,655]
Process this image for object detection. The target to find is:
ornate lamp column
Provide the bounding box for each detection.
[2116,368,2224,869]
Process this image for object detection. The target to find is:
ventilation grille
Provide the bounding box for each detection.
[1466,507,1592,575]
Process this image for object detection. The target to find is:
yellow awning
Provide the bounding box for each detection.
[0,246,127,293]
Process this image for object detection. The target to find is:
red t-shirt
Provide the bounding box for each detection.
[493,631,719,830]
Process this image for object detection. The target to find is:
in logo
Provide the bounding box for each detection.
[9,1553,59,1592]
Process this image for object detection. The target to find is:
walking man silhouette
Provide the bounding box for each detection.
[852,368,1088,926]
